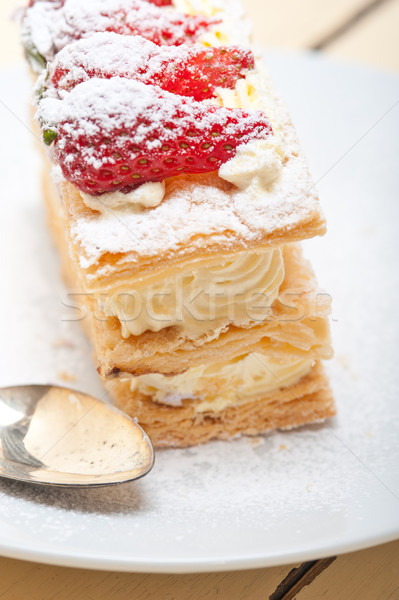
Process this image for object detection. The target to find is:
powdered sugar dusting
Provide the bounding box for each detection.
[27,0,323,268]
[63,81,320,272]
[46,32,253,99]
[40,76,268,149]
[39,75,271,194]
[50,33,175,91]
[72,152,318,272]
[21,0,218,62]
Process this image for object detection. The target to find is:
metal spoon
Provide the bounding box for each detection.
[0,385,154,487]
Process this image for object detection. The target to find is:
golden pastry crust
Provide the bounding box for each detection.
[43,168,335,447]
[108,361,335,447]
[43,166,332,377]
[57,168,326,294]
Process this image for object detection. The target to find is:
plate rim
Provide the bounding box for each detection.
[1,524,398,572]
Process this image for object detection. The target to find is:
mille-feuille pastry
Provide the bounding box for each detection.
[21,0,335,446]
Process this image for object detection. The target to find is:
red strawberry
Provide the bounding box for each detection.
[168,46,255,100]
[23,0,220,64]
[40,78,272,195]
[82,5,218,48]
[49,33,255,101]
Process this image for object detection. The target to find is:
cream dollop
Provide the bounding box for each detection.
[215,73,263,110]
[215,75,283,191]
[130,353,315,412]
[173,0,219,16]
[104,249,285,339]
[81,181,165,212]
[219,139,282,190]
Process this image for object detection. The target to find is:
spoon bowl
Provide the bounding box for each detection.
[0,385,154,487]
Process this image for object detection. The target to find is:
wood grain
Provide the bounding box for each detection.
[0,557,295,600]
[244,0,371,48]
[269,558,336,600]
[311,0,394,49]
[295,540,399,600]
[326,0,399,71]
[1,543,399,599]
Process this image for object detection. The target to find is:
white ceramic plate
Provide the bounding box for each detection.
[0,53,398,573]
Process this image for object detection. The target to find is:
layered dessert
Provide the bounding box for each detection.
[20,0,335,446]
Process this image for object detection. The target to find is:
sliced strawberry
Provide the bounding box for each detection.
[48,33,255,101]
[167,46,255,100]
[40,78,272,195]
[82,5,217,48]
[22,0,220,64]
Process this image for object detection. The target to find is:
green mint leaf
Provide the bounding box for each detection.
[43,128,58,146]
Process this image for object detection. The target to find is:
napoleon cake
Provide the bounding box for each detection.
[20,0,335,446]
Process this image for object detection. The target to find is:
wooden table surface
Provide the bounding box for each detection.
[0,0,398,598]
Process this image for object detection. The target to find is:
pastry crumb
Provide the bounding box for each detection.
[57,370,77,382]
[250,436,264,447]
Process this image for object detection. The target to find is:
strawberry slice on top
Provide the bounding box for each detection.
[47,33,255,102]
[22,0,220,67]
[39,78,272,195]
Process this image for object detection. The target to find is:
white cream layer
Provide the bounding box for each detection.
[130,352,314,412]
[104,248,284,338]
[81,182,165,211]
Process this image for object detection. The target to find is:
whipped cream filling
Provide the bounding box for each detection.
[174,0,221,17]
[80,181,165,212]
[174,0,252,47]
[219,139,282,191]
[215,74,262,110]
[215,75,284,191]
[104,248,284,338]
[130,353,315,412]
